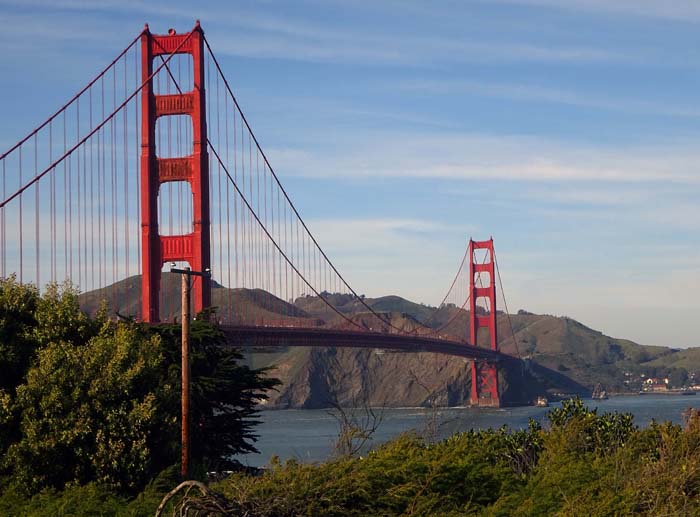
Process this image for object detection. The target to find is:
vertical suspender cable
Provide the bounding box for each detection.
[255,145,260,294]
[264,162,269,297]
[77,98,82,289]
[248,133,253,304]
[101,77,106,294]
[89,87,95,291]
[112,65,118,310]
[233,99,239,321]
[225,90,232,321]
[34,134,39,289]
[1,159,5,278]
[216,66,223,295]
[78,100,92,292]
[0,159,4,278]
[82,99,88,292]
[19,147,24,283]
[124,54,130,283]
[20,146,27,284]
[63,113,68,280]
[240,118,246,321]
[135,47,141,278]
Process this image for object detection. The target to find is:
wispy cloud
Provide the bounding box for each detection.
[267,132,700,184]
[499,0,700,23]
[518,186,651,206]
[302,217,474,301]
[0,0,624,67]
[306,218,468,255]
[206,27,624,67]
[401,79,700,118]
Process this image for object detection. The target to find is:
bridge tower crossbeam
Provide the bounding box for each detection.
[468,238,500,407]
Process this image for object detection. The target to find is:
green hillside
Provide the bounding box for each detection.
[79,276,700,407]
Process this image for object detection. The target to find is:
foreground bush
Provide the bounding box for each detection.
[202,399,700,517]
[3,396,700,515]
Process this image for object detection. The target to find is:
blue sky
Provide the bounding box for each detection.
[1,0,700,347]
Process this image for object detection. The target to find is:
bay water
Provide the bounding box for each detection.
[236,394,699,467]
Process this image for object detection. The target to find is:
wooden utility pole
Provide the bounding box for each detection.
[181,268,191,478]
[170,264,210,479]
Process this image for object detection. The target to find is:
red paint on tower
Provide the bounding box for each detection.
[468,238,500,407]
[140,23,210,322]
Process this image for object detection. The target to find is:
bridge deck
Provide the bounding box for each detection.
[220,325,504,361]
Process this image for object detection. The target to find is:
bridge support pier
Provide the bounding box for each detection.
[470,360,499,407]
[468,238,501,407]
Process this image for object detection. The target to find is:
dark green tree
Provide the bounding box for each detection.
[0,275,40,393]
[0,278,99,463]
[5,320,167,492]
[150,319,280,473]
[0,279,279,494]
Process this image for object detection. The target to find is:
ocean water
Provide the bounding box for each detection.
[236,394,699,467]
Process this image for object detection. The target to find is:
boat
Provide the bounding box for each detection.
[535,396,549,407]
[592,383,608,400]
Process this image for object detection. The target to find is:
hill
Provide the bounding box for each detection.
[78,276,699,407]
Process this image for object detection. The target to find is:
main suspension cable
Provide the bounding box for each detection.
[203,36,439,336]
[0,31,194,209]
[0,33,142,163]
[494,249,521,359]
[207,141,365,331]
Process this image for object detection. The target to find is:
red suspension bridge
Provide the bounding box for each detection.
[0,22,521,407]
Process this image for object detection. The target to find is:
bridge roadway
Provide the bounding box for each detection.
[220,325,505,362]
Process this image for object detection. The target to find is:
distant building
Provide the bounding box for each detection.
[642,377,669,392]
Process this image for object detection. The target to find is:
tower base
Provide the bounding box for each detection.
[470,360,500,407]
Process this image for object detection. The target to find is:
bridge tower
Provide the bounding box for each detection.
[140,24,211,322]
[468,238,500,407]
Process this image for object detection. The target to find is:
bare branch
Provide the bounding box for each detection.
[155,480,234,517]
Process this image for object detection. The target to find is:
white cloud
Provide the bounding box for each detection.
[266,132,700,184]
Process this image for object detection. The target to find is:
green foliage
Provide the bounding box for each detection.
[0,275,40,393]
[547,396,636,454]
[0,278,101,461]
[5,321,169,492]
[202,399,700,516]
[150,320,280,471]
[0,278,279,499]
[0,466,180,516]
[629,413,700,515]
[5,390,700,515]
[32,281,98,349]
[214,433,520,516]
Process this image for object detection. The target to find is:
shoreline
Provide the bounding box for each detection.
[259,392,700,412]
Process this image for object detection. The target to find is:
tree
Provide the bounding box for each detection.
[0,278,99,463]
[151,320,280,473]
[0,275,40,393]
[0,279,279,494]
[668,367,688,389]
[5,321,167,492]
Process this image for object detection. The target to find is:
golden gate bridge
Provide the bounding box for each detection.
[0,22,522,407]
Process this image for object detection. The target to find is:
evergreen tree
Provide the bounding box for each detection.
[0,278,279,493]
